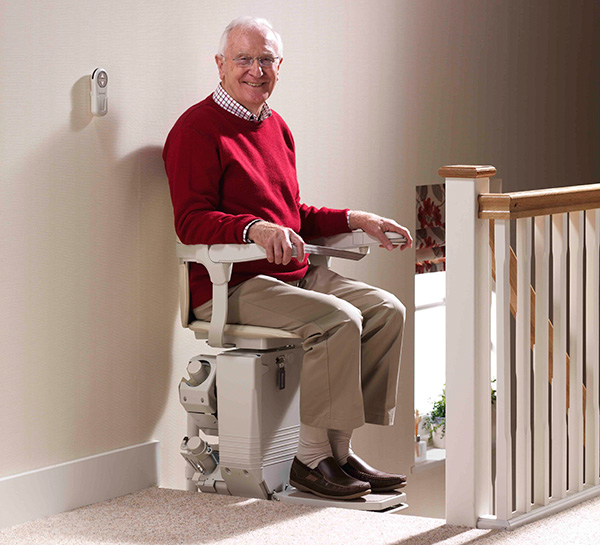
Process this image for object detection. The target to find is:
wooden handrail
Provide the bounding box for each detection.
[479,185,600,220]
[438,164,600,219]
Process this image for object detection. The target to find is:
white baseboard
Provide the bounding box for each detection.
[0,440,159,529]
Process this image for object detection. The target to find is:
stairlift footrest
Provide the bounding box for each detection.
[273,489,408,513]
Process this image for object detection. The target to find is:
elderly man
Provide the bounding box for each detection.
[163,16,413,501]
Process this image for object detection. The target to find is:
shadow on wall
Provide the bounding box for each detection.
[11,73,178,465]
[71,75,94,131]
[136,141,181,435]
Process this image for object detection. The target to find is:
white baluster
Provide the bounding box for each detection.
[534,215,550,506]
[495,219,512,520]
[551,214,568,500]
[569,211,584,492]
[585,209,600,486]
[515,217,532,513]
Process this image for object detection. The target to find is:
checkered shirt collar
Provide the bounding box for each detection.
[212,84,272,122]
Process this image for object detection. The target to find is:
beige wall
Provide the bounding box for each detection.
[400,0,600,194]
[1,0,598,519]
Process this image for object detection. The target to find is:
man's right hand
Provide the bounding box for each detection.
[247,221,306,265]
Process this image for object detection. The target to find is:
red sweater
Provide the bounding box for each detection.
[163,96,350,308]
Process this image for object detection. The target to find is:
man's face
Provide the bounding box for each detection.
[215,26,282,115]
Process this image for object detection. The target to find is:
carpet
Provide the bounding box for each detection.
[1,487,599,544]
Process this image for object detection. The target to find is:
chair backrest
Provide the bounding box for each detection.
[179,260,192,329]
[177,243,300,349]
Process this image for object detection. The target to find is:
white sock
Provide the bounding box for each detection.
[296,424,333,469]
[327,429,355,466]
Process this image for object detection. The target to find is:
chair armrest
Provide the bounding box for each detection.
[310,231,406,249]
[176,231,406,270]
[307,232,406,266]
[177,242,267,268]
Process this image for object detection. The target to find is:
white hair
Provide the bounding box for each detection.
[217,16,283,58]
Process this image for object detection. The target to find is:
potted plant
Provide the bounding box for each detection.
[422,389,446,449]
[423,381,497,450]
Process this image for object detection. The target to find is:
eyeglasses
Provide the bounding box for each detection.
[225,55,280,68]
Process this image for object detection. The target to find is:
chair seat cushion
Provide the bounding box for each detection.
[188,320,299,341]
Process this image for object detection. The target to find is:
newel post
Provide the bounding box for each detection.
[439,165,496,527]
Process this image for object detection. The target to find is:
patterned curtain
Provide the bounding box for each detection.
[416,184,445,274]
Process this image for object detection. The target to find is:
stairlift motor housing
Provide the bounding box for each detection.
[180,345,303,498]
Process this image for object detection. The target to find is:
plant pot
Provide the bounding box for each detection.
[432,426,446,449]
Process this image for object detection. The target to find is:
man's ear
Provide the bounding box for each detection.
[276,57,283,81]
[215,54,225,80]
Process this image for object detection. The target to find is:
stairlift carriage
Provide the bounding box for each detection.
[177,232,408,512]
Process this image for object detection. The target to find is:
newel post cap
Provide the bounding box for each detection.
[438,165,497,178]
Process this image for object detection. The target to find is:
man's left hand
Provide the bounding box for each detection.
[348,211,413,251]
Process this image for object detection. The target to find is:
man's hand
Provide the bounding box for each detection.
[247,221,306,265]
[348,211,413,251]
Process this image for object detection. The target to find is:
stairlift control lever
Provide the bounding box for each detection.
[91,68,108,116]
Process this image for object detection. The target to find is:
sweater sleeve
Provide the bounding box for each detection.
[164,124,263,245]
[297,202,352,240]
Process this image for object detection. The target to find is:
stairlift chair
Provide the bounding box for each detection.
[177,231,408,512]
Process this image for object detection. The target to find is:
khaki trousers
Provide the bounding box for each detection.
[194,265,405,430]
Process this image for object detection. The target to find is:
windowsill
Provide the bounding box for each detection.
[410,448,446,474]
[415,300,446,311]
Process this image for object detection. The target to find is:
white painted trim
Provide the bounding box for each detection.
[411,448,446,474]
[0,440,159,529]
[477,484,600,530]
[445,176,492,527]
[414,300,446,311]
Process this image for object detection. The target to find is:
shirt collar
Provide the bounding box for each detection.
[212,84,272,122]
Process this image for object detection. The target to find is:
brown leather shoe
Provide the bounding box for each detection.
[289,457,371,500]
[341,454,407,492]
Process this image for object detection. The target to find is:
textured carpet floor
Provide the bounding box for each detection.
[1,487,600,544]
